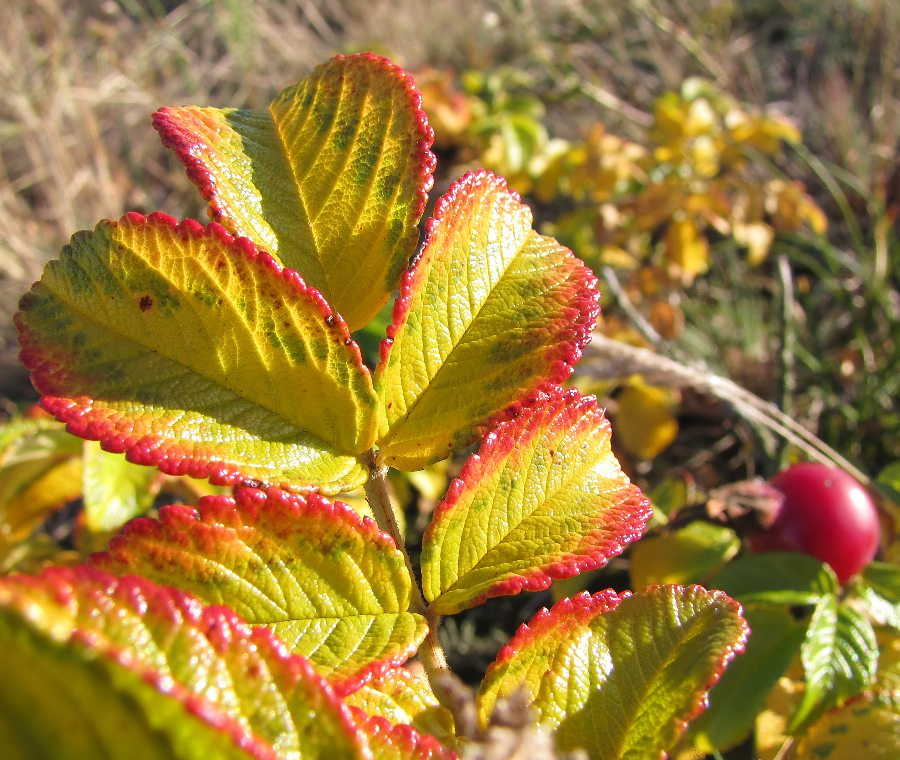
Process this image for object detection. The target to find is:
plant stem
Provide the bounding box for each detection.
[362,451,451,685]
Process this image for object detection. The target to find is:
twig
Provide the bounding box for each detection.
[600,265,663,347]
[362,451,451,687]
[580,333,873,489]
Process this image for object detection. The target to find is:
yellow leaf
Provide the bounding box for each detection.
[630,521,740,590]
[1,457,82,543]
[615,384,678,460]
[798,696,900,759]
[734,221,775,265]
[664,217,709,282]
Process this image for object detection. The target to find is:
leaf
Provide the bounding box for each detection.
[0,416,83,544]
[477,585,748,759]
[376,171,599,470]
[789,596,879,733]
[614,383,678,460]
[0,566,368,758]
[0,458,82,545]
[154,53,434,331]
[353,711,458,760]
[862,561,900,603]
[689,607,807,751]
[82,441,160,533]
[421,387,650,614]
[344,667,456,747]
[855,584,900,631]
[875,627,900,691]
[875,461,900,504]
[94,486,427,691]
[16,212,377,494]
[630,521,740,589]
[708,551,839,606]
[797,695,900,759]
[665,216,709,282]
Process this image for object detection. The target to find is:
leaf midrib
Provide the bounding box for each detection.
[381,219,542,448]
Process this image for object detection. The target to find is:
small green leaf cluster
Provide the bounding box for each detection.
[2,54,749,758]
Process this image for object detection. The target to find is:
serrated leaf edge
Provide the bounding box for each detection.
[351,708,458,760]
[0,565,366,760]
[153,51,436,298]
[94,485,427,696]
[376,170,599,399]
[16,211,373,490]
[486,585,749,730]
[424,387,652,611]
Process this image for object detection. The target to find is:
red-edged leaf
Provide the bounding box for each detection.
[16,213,376,494]
[354,711,458,760]
[344,667,456,746]
[421,387,651,614]
[375,171,599,470]
[477,585,748,759]
[94,487,427,692]
[0,566,367,758]
[155,53,434,331]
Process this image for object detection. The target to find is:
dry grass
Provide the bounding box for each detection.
[2,0,897,424]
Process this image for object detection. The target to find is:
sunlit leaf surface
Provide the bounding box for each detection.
[477,585,748,759]
[376,171,599,469]
[422,388,650,614]
[155,53,434,331]
[344,667,456,747]
[82,442,160,532]
[789,595,878,732]
[0,567,368,758]
[16,213,377,494]
[95,487,427,691]
[797,695,900,759]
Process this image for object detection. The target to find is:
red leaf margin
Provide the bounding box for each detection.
[93,485,423,696]
[15,211,371,490]
[378,170,599,378]
[0,565,368,760]
[486,585,750,730]
[153,51,436,271]
[351,709,459,760]
[424,386,652,609]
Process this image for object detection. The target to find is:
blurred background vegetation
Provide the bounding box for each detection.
[1,1,897,757]
[2,0,896,470]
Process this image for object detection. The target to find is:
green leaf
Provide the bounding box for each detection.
[344,667,456,747]
[95,486,427,690]
[375,170,599,470]
[708,551,839,606]
[630,521,740,589]
[477,585,748,759]
[862,561,900,602]
[0,567,368,758]
[82,441,160,533]
[155,53,434,331]
[421,388,650,614]
[856,562,900,630]
[789,596,879,733]
[689,607,807,751]
[875,461,900,504]
[16,213,377,494]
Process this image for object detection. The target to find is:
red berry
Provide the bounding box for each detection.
[762,463,880,583]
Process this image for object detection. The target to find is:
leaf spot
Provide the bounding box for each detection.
[139,295,153,311]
